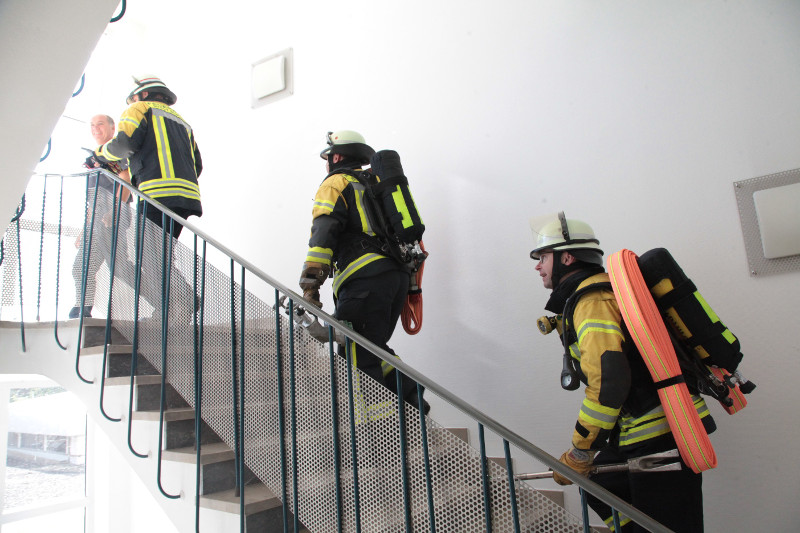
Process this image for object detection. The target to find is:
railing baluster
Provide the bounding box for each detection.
[344,337,362,533]
[75,177,100,382]
[54,176,68,349]
[230,259,241,498]
[395,371,412,532]
[580,488,591,533]
[194,237,207,533]
[417,384,436,533]
[478,423,492,533]
[504,439,522,533]
[239,266,246,532]
[155,216,180,499]
[98,184,122,422]
[287,298,300,533]
[127,200,148,458]
[327,325,343,533]
[273,289,290,533]
[36,175,47,321]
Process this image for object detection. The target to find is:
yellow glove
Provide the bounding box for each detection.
[299,262,330,308]
[552,447,595,486]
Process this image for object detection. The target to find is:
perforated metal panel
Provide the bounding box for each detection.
[734,168,800,277]
[3,175,599,532]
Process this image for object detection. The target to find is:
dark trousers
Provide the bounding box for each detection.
[142,201,191,238]
[587,443,704,532]
[334,270,420,402]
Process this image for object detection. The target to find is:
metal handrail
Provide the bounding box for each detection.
[95,168,675,532]
[11,168,675,532]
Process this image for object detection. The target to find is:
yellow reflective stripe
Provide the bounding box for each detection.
[694,291,737,344]
[332,253,386,296]
[619,395,710,446]
[569,342,581,360]
[100,143,122,161]
[391,185,413,229]
[353,187,374,234]
[313,198,336,214]
[619,417,672,445]
[153,115,175,180]
[119,116,141,130]
[576,319,624,344]
[139,179,201,201]
[579,398,620,430]
[306,247,333,265]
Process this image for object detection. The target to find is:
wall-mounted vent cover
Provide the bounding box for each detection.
[251,48,293,108]
[735,168,800,277]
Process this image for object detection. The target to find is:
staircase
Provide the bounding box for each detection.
[0,171,652,532]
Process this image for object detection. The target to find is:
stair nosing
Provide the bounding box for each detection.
[199,484,280,515]
[162,442,234,464]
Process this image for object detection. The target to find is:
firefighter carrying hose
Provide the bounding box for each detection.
[529,212,714,532]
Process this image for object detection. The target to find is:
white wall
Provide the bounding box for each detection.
[6,0,800,531]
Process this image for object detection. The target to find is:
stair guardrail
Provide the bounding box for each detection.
[0,169,676,533]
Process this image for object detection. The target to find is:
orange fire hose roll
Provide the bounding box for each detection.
[607,249,717,473]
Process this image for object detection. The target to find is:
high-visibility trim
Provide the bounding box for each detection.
[575,318,625,344]
[391,185,413,229]
[579,398,620,430]
[138,179,201,201]
[312,198,336,215]
[695,291,737,344]
[605,513,631,532]
[353,187,375,235]
[332,252,386,296]
[607,249,717,473]
[305,247,333,265]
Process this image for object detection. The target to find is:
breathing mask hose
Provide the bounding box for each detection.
[402,240,426,334]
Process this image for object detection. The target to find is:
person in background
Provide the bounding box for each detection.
[529,211,713,532]
[70,114,132,319]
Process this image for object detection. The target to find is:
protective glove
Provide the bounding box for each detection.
[552,447,596,486]
[84,154,110,170]
[299,261,330,308]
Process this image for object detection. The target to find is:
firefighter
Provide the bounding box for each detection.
[95,75,202,238]
[300,130,429,414]
[530,211,714,532]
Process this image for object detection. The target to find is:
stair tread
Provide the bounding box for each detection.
[105,374,162,386]
[162,442,234,464]
[132,407,195,421]
[79,344,134,356]
[200,483,281,515]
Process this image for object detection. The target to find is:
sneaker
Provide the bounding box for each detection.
[68,306,92,319]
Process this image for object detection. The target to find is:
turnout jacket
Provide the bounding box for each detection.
[564,273,714,452]
[96,100,202,217]
[305,168,401,297]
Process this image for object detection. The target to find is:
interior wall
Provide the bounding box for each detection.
[0,0,122,236]
[5,0,799,530]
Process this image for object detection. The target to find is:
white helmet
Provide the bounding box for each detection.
[319,130,375,163]
[529,211,603,264]
[126,75,177,105]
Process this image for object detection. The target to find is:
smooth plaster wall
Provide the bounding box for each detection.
[12,0,800,530]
